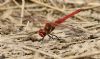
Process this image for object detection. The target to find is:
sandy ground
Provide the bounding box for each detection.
[0,0,100,59]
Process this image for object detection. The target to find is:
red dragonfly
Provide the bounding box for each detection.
[38,9,83,40]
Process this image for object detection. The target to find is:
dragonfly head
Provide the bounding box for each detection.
[38,29,46,37]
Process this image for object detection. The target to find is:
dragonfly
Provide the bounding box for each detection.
[38,9,83,40]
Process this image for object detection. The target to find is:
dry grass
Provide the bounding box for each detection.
[0,0,100,59]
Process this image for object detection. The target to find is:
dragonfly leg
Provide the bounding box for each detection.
[48,35,54,40]
[49,34,66,43]
[48,34,60,40]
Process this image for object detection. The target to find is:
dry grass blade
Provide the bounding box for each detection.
[22,45,63,59]
[0,0,10,7]
[66,51,100,59]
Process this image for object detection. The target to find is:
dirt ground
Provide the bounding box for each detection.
[0,0,100,59]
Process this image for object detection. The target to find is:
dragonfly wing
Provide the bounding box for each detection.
[55,24,72,30]
[54,23,86,35]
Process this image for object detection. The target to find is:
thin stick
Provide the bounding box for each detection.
[20,0,25,24]
[13,0,20,6]
[30,0,100,12]
[13,0,31,16]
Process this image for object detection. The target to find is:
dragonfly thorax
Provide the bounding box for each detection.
[38,23,55,37]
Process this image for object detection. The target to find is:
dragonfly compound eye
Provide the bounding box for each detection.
[38,29,46,37]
